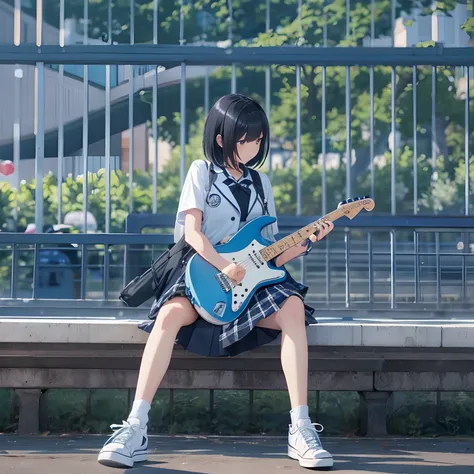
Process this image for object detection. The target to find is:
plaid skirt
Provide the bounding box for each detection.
[137,268,317,357]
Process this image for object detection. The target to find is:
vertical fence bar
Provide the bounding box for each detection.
[298,0,303,42]
[180,0,186,188]
[345,230,351,308]
[322,66,327,215]
[391,66,396,215]
[323,0,328,46]
[265,0,271,178]
[13,0,21,224]
[153,0,158,44]
[296,59,303,280]
[13,69,22,222]
[14,0,20,45]
[345,67,351,198]
[368,232,373,303]
[228,0,236,93]
[465,66,470,216]
[33,244,39,299]
[130,0,134,44]
[179,0,184,45]
[390,230,396,309]
[81,244,87,299]
[346,0,350,41]
[180,64,187,188]
[57,0,65,224]
[296,66,301,216]
[370,0,375,45]
[35,62,45,233]
[414,231,420,303]
[370,66,374,199]
[432,65,437,177]
[152,0,158,213]
[391,0,395,47]
[435,232,441,309]
[123,0,136,294]
[413,66,418,214]
[104,245,110,300]
[104,1,112,234]
[10,244,18,298]
[36,0,43,47]
[461,231,467,302]
[83,0,89,233]
[128,66,134,213]
[321,0,327,214]
[152,69,158,213]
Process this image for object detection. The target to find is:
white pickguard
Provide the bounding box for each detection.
[221,240,286,312]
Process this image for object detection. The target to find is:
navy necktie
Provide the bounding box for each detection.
[223,172,252,222]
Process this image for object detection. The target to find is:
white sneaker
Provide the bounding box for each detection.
[288,421,334,469]
[97,418,148,468]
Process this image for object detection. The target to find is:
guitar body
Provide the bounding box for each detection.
[185,195,375,326]
[185,215,287,325]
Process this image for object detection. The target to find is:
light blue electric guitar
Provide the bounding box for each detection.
[185,196,375,325]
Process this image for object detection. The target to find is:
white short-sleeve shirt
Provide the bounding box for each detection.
[174,159,278,245]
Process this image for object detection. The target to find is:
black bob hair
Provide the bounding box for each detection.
[203,94,270,170]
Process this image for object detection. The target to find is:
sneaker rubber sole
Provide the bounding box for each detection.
[288,445,334,469]
[98,448,148,468]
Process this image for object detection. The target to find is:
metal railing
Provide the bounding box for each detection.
[1,214,474,318]
[0,1,473,323]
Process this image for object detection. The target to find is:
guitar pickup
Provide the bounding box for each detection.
[215,273,232,292]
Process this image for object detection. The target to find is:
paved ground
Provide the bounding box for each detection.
[1,435,474,474]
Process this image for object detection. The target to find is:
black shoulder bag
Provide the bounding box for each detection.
[119,161,217,307]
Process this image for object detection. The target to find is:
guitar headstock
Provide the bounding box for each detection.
[337,195,375,220]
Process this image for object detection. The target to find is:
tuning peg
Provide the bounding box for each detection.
[354,197,360,201]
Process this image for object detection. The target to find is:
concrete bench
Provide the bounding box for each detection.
[1,317,474,437]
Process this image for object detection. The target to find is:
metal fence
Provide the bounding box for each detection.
[0,0,473,316]
[1,214,474,318]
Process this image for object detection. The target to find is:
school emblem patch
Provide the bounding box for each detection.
[208,194,221,208]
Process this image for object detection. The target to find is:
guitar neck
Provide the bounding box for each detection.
[260,206,348,262]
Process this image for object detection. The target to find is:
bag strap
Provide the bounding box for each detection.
[205,160,218,200]
[205,160,268,215]
[248,168,268,215]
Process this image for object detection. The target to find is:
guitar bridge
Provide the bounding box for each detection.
[215,273,233,292]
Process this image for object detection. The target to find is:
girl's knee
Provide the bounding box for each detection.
[155,297,198,330]
[278,296,305,326]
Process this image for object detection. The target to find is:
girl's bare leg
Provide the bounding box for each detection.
[133,297,198,404]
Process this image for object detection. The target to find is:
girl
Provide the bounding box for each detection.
[98,94,334,470]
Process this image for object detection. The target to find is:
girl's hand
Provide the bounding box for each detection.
[314,220,334,242]
[222,262,246,284]
[275,221,335,266]
[298,221,334,254]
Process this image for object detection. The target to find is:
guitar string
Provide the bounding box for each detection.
[214,201,370,287]
[223,230,315,272]
[222,223,324,284]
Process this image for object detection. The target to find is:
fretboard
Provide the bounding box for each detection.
[259,208,341,262]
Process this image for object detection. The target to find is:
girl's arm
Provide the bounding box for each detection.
[259,172,334,267]
[184,209,228,271]
[274,221,334,267]
[184,208,246,282]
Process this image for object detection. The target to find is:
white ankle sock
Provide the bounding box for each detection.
[127,399,151,429]
[290,405,311,427]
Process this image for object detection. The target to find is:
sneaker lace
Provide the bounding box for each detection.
[109,420,137,445]
[299,422,324,449]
